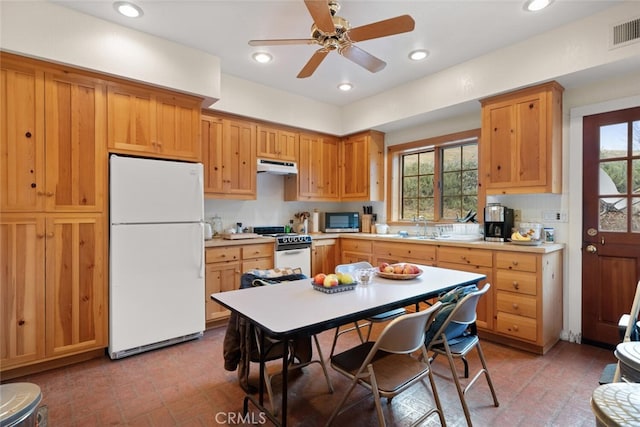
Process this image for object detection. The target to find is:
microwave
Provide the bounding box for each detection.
[321,212,360,233]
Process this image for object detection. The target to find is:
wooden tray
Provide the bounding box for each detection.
[376,269,423,280]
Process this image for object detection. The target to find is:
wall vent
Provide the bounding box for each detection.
[610,16,640,49]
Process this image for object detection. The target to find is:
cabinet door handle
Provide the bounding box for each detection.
[512,303,519,310]
[46,232,54,238]
[512,281,519,290]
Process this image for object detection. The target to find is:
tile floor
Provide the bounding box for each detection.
[4,325,615,426]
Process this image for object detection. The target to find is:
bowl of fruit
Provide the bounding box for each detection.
[376,263,422,280]
[311,272,358,294]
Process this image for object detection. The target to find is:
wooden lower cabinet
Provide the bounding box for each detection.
[312,238,339,276]
[437,246,494,331]
[205,242,274,323]
[336,236,563,354]
[340,238,373,264]
[1,213,107,370]
[492,250,563,354]
[373,241,436,266]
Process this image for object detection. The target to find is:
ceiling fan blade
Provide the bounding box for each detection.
[347,15,415,42]
[339,44,386,73]
[304,0,335,34]
[297,49,329,78]
[249,38,317,46]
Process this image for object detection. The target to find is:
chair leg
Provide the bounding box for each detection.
[442,339,473,427]
[313,334,334,393]
[264,369,278,416]
[368,364,387,427]
[475,342,499,407]
[325,374,361,427]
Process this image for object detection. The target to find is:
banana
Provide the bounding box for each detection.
[511,231,531,241]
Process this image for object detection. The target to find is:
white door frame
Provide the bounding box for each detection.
[567,94,640,342]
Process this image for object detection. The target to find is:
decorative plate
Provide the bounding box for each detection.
[310,281,357,294]
[376,269,423,280]
[509,240,542,246]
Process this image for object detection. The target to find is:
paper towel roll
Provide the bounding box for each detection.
[312,211,319,233]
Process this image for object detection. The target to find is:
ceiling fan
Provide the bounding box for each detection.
[248,0,415,78]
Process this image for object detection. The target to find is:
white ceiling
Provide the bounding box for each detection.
[51,0,622,107]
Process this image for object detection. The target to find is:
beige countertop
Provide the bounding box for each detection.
[205,236,274,248]
[204,232,563,253]
[309,232,564,253]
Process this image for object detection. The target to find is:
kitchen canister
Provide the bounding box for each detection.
[544,227,555,243]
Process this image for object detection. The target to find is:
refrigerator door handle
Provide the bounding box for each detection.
[199,222,205,279]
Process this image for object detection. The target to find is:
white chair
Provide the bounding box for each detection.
[425,284,499,426]
[327,302,446,426]
[330,262,406,356]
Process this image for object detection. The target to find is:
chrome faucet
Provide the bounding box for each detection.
[412,215,430,237]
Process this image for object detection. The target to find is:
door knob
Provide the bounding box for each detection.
[585,244,597,254]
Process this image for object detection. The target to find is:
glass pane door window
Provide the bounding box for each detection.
[598,119,640,232]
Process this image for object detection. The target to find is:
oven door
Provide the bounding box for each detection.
[274,247,311,278]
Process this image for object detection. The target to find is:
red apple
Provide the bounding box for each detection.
[314,273,326,285]
[383,265,395,273]
[403,265,413,274]
[379,262,389,272]
[323,274,339,287]
[411,265,420,274]
[393,264,404,274]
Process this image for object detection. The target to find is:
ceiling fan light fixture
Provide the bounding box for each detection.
[252,52,273,64]
[409,49,429,61]
[113,1,143,18]
[338,82,353,91]
[523,0,553,12]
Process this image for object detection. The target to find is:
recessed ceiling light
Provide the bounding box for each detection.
[113,1,143,18]
[523,0,553,12]
[338,83,353,91]
[252,52,273,64]
[409,50,429,61]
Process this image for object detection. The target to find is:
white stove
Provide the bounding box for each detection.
[254,226,312,277]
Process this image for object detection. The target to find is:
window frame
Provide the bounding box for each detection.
[386,129,483,225]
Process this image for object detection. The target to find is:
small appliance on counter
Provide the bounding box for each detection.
[484,203,514,242]
[320,212,360,233]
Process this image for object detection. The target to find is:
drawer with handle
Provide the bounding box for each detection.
[496,291,537,318]
[206,247,241,263]
[496,312,537,342]
[496,269,537,296]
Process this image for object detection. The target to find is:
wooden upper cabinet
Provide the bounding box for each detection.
[107,83,202,162]
[1,58,106,213]
[480,81,563,194]
[340,130,384,201]
[44,72,106,212]
[256,126,298,162]
[1,60,45,212]
[285,132,339,201]
[201,113,256,199]
[156,94,201,161]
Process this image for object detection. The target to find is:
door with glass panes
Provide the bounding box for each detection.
[582,106,640,347]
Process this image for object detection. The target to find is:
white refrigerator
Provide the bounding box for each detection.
[109,155,205,359]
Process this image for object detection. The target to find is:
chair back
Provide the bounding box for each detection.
[335,261,373,273]
[375,302,442,354]
[426,284,490,345]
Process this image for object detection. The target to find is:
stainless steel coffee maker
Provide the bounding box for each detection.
[484,203,514,242]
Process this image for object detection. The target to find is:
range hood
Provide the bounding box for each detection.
[257,159,298,175]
